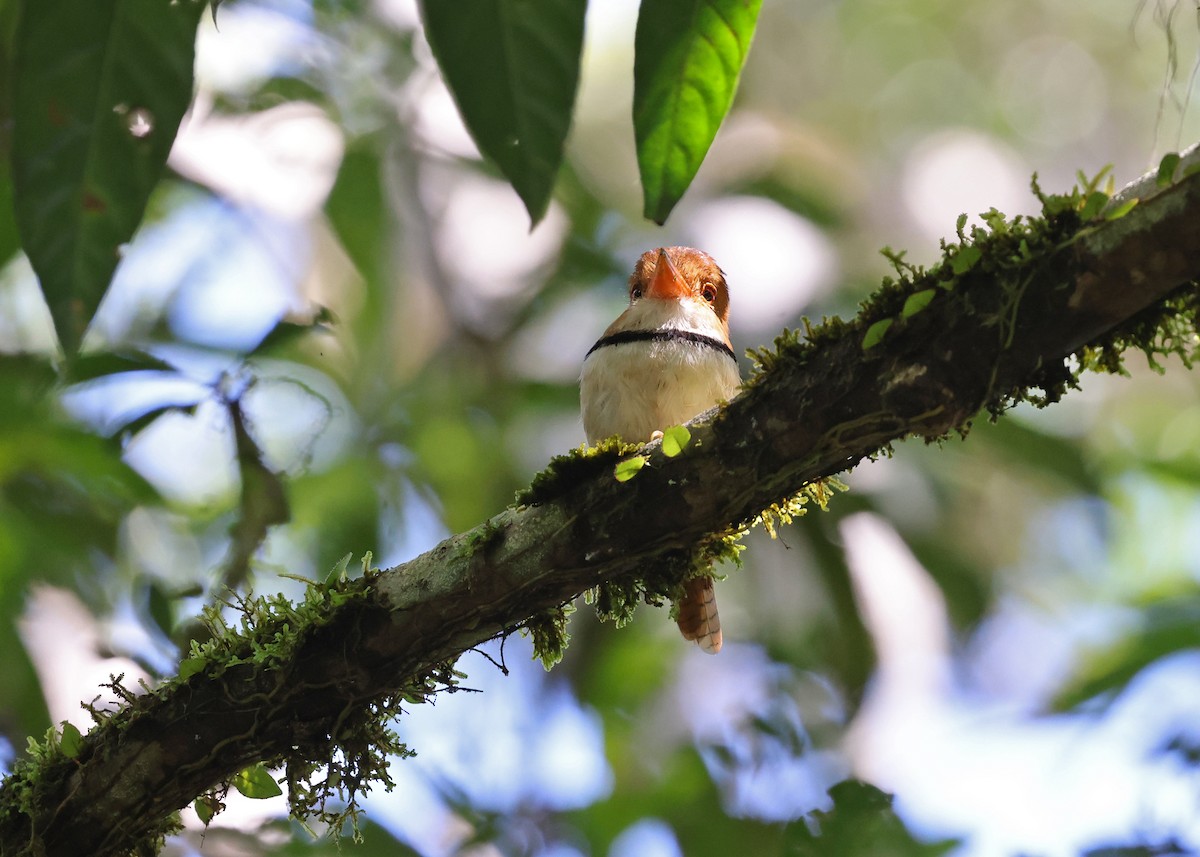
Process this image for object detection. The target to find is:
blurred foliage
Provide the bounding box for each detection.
[785,780,959,856]
[1,0,1200,854]
[11,0,205,354]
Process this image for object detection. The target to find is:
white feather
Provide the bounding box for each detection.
[580,298,740,444]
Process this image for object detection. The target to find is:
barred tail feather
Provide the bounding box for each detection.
[676,576,722,654]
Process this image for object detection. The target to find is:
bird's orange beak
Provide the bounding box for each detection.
[645,248,691,300]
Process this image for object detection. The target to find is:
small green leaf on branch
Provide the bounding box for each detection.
[326,552,352,584]
[615,455,648,482]
[901,289,936,319]
[1156,152,1180,188]
[861,318,893,350]
[59,722,83,758]
[661,425,691,457]
[178,657,206,681]
[1079,190,1109,221]
[950,245,981,275]
[1104,198,1138,221]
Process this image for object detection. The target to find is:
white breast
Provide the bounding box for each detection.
[580,300,741,445]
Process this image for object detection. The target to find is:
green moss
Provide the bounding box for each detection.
[742,167,1200,426]
[0,556,469,850]
[159,560,465,841]
[1080,286,1200,377]
[757,478,849,539]
[0,715,185,854]
[578,477,849,640]
[515,438,639,506]
[525,604,574,669]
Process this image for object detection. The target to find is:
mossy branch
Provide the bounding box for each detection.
[3,145,1200,856]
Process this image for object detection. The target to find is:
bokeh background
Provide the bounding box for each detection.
[3,0,1200,854]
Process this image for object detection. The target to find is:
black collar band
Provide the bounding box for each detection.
[585,328,736,362]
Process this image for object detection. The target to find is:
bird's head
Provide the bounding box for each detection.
[626,246,731,339]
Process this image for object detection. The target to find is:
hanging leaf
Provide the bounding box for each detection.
[0,1,20,266]
[194,794,221,825]
[231,764,283,799]
[418,0,587,225]
[11,0,205,355]
[634,0,764,224]
[223,396,290,590]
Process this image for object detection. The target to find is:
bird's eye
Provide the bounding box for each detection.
[701,283,717,303]
[631,287,643,300]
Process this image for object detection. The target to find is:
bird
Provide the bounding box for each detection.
[580,246,741,653]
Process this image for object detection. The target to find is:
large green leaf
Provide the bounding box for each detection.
[634,0,763,224]
[0,0,20,266]
[418,0,586,225]
[11,0,205,355]
[326,145,386,326]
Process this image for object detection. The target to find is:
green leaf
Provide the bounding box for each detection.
[786,780,960,856]
[1156,152,1180,188]
[634,0,764,223]
[0,160,17,270]
[59,721,83,758]
[326,552,353,585]
[861,318,893,350]
[224,397,290,589]
[144,578,174,638]
[11,0,205,355]
[194,794,220,825]
[248,308,335,358]
[1104,197,1138,221]
[1077,164,1112,195]
[1051,600,1200,712]
[326,146,385,280]
[614,455,647,482]
[64,349,176,384]
[0,2,19,266]
[115,402,200,440]
[418,0,586,225]
[1078,190,1109,221]
[949,245,981,275]
[661,425,691,457]
[232,763,283,799]
[900,289,936,319]
[177,657,206,681]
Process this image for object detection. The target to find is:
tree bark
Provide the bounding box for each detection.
[2,146,1199,856]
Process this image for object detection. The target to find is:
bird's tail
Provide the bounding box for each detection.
[677,576,722,654]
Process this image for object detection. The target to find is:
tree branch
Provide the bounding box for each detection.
[2,148,1199,856]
